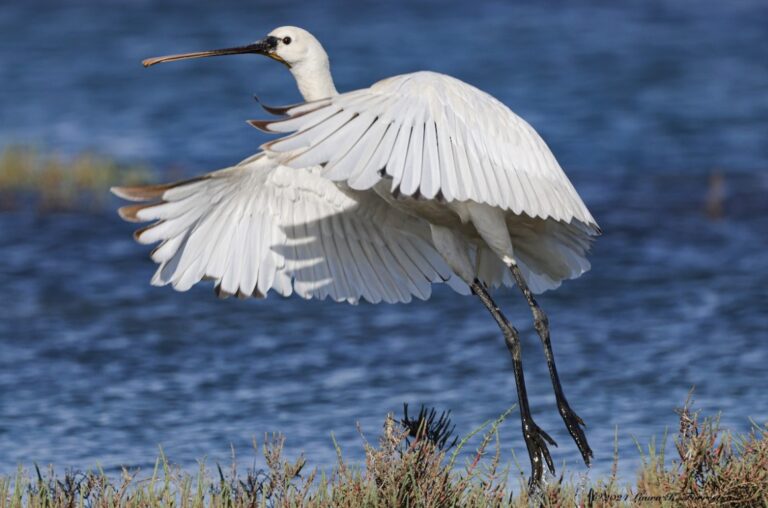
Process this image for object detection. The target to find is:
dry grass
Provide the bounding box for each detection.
[1,399,766,507]
[0,146,152,212]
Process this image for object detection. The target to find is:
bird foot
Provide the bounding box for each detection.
[522,419,557,488]
[558,402,593,466]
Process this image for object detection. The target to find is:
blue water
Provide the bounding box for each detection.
[1,0,767,484]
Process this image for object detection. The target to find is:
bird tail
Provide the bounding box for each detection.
[476,216,597,294]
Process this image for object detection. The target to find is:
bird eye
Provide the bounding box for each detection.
[282,36,292,45]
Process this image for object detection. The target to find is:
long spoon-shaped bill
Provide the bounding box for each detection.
[142,39,277,68]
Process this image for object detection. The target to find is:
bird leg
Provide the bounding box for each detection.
[508,264,593,466]
[470,279,556,488]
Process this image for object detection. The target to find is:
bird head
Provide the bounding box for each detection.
[142,26,336,102]
[142,26,325,70]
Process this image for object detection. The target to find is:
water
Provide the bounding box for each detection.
[1,0,767,483]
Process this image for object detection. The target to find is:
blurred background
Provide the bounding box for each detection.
[1,0,766,483]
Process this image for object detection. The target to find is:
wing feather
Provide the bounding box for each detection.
[324,115,385,181]
[112,154,459,303]
[400,121,424,196]
[255,71,598,230]
[435,120,457,202]
[383,122,409,190]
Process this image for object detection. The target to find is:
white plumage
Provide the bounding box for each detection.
[116,25,601,484]
[114,154,461,303]
[260,71,597,226]
[249,69,600,295]
[116,68,599,300]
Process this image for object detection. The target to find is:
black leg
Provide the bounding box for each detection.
[470,279,556,487]
[508,264,593,466]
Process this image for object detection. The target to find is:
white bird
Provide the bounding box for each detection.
[114,26,600,485]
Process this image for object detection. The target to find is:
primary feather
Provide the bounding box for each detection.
[257,71,598,229]
[113,154,460,303]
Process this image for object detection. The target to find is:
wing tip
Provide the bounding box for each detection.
[112,175,212,202]
[111,184,166,202]
[117,202,155,223]
[253,96,295,116]
[133,221,162,243]
[247,119,277,133]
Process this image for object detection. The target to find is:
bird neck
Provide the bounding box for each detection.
[290,59,338,101]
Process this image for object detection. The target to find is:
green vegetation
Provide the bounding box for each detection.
[1,400,766,507]
[0,146,152,212]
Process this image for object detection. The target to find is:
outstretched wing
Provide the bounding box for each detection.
[112,154,460,304]
[253,71,598,230]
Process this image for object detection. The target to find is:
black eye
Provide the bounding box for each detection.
[282,36,292,45]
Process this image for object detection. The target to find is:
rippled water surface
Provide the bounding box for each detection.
[1,0,767,482]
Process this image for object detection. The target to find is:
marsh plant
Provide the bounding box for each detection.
[0,146,152,212]
[1,399,766,507]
